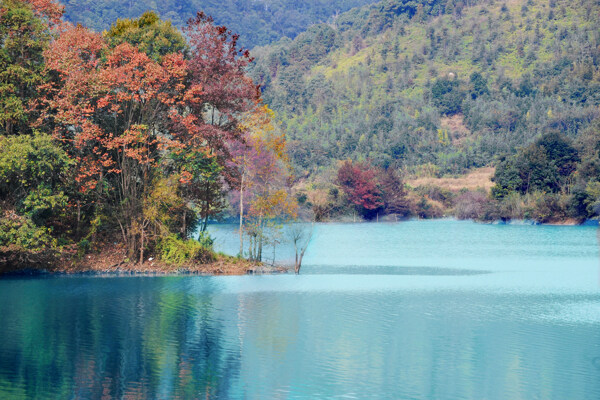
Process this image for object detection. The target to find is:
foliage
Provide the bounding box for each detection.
[492,131,579,198]
[0,133,71,230]
[59,0,377,48]
[104,11,187,61]
[250,0,600,177]
[0,6,298,266]
[231,105,297,261]
[0,212,54,250]
[431,77,465,115]
[0,132,71,200]
[379,168,410,216]
[337,160,383,218]
[157,234,215,266]
[0,0,63,135]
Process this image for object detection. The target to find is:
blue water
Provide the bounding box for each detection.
[1,220,599,399]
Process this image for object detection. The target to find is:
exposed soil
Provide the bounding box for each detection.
[0,243,288,277]
[407,167,496,192]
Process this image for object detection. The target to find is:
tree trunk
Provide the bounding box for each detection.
[76,200,81,239]
[239,171,244,257]
[182,209,187,240]
[202,181,210,232]
[257,215,263,262]
[139,227,144,265]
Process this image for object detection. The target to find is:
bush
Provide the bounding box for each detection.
[454,191,488,220]
[157,234,215,266]
[0,213,54,251]
[416,185,455,208]
[412,196,444,219]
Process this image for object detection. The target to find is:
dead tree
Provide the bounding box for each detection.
[290,223,314,274]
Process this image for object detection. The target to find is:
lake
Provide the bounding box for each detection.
[1,220,599,399]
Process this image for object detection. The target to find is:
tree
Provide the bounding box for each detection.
[0,132,71,240]
[0,0,63,135]
[378,168,410,216]
[229,105,297,261]
[492,131,580,198]
[180,11,259,167]
[40,23,189,260]
[289,223,313,274]
[104,11,187,62]
[469,72,489,99]
[535,131,579,179]
[336,160,383,218]
[175,152,227,236]
[431,76,465,115]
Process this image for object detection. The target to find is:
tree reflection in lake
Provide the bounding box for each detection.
[1,221,600,399]
[0,277,240,399]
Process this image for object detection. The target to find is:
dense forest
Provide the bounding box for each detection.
[249,0,600,222]
[59,0,377,48]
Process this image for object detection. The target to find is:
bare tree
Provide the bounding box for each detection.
[289,223,314,274]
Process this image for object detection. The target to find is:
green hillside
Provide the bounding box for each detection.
[61,0,377,48]
[250,0,600,176]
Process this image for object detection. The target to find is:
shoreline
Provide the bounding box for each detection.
[2,218,596,277]
[269,215,597,226]
[0,243,289,277]
[0,266,288,278]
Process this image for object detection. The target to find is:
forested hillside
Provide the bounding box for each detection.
[251,0,599,174]
[60,0,377,48]
[248,0,600,222]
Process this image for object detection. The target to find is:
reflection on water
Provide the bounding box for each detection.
[0,220,599,399]
[0,278,241,399]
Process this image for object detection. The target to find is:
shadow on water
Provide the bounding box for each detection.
[302,265,491,275]
[0,277,241,399]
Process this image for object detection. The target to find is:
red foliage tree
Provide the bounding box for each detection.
[179,12,260,183]
[37,13,265,262]
[336,160,383,217]
[39,23,189,257]
[26,0,64,24]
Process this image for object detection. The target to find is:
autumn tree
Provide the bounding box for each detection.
[336,160,383,219]
[40,23,189,260]
[181,12,258,163]
[35,12,266,265]
[231,105,297,261]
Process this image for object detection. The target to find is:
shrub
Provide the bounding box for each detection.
[412,196,444,219]
[454,191,488,220]
[0,213,54,251]
[416,185,455,208]
[157,234,215,266]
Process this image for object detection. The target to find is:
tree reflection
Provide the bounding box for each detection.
[0,277,241,399]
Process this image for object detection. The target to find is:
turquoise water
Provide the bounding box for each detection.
[1,220,599,399]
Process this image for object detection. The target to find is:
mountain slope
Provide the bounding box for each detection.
[249,0,600,175]
[61,0,378,48]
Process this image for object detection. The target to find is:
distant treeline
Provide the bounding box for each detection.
[59,0,377,48]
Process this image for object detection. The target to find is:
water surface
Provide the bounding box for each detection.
[1,220,599,399]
